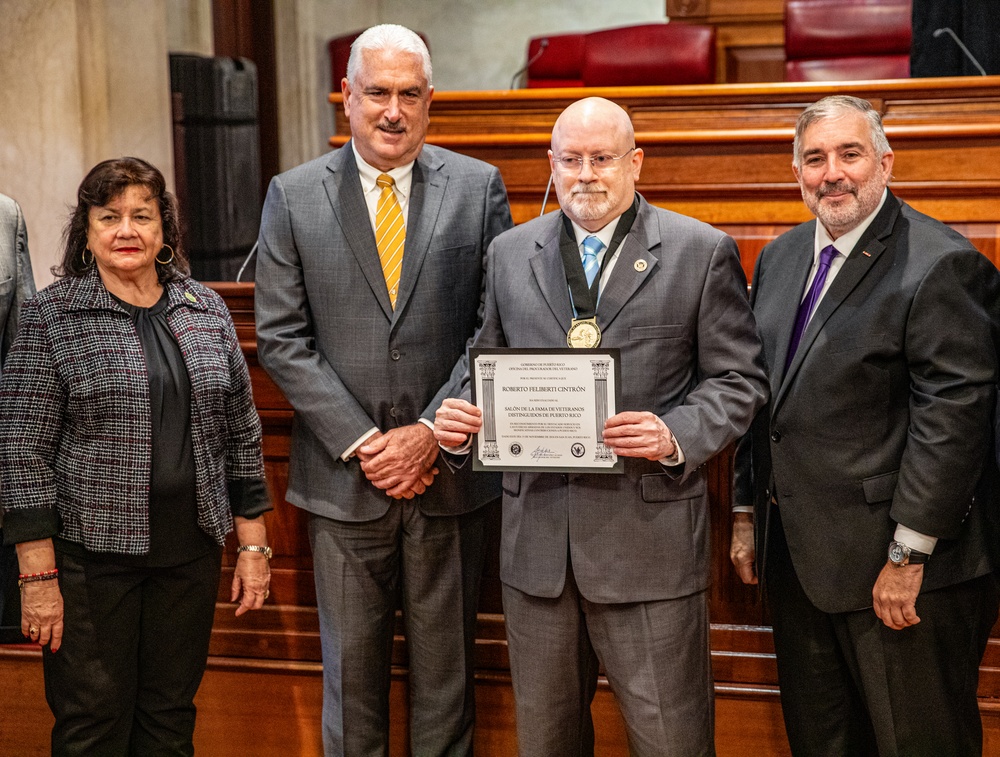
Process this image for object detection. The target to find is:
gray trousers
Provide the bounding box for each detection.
[502,561,715,757]
[309,501,488,757]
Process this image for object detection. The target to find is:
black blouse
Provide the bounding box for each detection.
[60,289,213,566]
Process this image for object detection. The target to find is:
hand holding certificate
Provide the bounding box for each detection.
[466,348,623,473]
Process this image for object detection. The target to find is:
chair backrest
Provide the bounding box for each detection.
[525,23,716,89]
[526,32,587,88]
[328,30,432,87]
[583,23,716,87]
[785,0,912,81]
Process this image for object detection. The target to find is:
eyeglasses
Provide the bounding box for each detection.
[552,147,636,172]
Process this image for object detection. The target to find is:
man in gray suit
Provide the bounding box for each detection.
[0,193,36,632]
[731,95,1000,755]
[254,25,512,756]
[434,97,768,756]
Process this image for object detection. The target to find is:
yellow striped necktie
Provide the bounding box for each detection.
[375,173,405,308]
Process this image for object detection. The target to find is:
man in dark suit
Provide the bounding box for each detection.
[434,97,768,756]
[731,95,1000,756]
[0,192,35,636]
[254,24,512,756]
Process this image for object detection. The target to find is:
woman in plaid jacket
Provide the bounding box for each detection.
[0,157,272,755]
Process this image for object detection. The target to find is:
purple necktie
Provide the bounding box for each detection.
[785,244,839,370]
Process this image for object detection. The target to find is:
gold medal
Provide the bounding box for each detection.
[567,318,601,348]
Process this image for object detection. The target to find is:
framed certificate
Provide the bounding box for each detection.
[470,348,623,473]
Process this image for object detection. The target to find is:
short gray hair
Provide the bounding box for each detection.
[793,95,891,169]
[346,24,432,87]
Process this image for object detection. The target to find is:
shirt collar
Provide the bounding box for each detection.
[352,142,415,198]
[814,188,888,258]
[570,216,621,252]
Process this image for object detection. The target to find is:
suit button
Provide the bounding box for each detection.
[771,431,781,442]
[390,349,400,360]
[389,407,397,417]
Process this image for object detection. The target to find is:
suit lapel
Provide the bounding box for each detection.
[774,194,901,412]
[394,151,446,321]
[529,219,574,329]
[596,199,657,330]
[323,144,394,319]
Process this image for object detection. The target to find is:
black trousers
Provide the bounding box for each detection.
[44,546,223,757]
[766,505,998,757]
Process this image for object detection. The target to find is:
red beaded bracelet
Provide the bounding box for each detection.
[18,569,58,580]
[17,569,59,589]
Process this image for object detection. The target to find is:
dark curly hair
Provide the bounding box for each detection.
[56,157,189,282]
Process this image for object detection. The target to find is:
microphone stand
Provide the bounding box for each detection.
[510,39,549,89]
[933,27,988,76]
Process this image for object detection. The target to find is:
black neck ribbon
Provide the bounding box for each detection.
[558,194,639,319]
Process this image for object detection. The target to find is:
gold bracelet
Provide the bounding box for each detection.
[237,544,272,560]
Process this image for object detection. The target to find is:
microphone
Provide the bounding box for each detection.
[235,241,258,283]
[510,39,549,90]
[539,174,554,217]
[933,27,988,76]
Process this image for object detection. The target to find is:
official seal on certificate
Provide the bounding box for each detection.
[470,348,623,473]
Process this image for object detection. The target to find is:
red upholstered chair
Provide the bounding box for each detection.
[785,0,912,81]
[582,23,715,86]
[525,23,715,88]
[526,33,586,88]
[328,30,431,86]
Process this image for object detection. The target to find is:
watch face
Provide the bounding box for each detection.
[889,542,906,563]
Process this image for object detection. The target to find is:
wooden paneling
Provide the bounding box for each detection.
[666,0,786,83]
[328,79,1000,279]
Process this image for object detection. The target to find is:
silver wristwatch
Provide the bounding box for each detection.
[888,541,928,567]
[237,544,273,560]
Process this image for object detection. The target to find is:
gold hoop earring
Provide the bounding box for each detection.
[82,248,94,266]
[156,244,175,265]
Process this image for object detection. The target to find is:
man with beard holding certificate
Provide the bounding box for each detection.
[434,97,768,756]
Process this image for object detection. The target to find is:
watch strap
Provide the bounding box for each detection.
[237,544,272,560]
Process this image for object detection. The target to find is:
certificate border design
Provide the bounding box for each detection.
[470,347,623,474]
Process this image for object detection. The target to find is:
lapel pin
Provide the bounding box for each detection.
[185,292,198,303]
[634,259,648,272]
[862,251,871,257]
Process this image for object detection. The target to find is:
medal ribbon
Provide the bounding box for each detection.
[559,195,639,319]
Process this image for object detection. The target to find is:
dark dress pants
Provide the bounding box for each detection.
[44,546,222,757]
[766,505,999,757]
[308,499,489,757]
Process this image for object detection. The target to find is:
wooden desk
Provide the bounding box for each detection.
[332,77,1000,279]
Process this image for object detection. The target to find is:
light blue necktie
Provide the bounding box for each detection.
[581,235,605,288]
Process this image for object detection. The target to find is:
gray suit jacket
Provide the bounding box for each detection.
[463,196,768,603]
[0,193,35,533]
[0,194,35,371]
[735,192,1000,614]
[255,143,512,522]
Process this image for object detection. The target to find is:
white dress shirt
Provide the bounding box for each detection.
[341,146,418,461]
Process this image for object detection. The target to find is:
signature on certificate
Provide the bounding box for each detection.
[531,446,559,460]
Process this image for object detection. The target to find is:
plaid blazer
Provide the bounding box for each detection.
[0,269,265,555]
